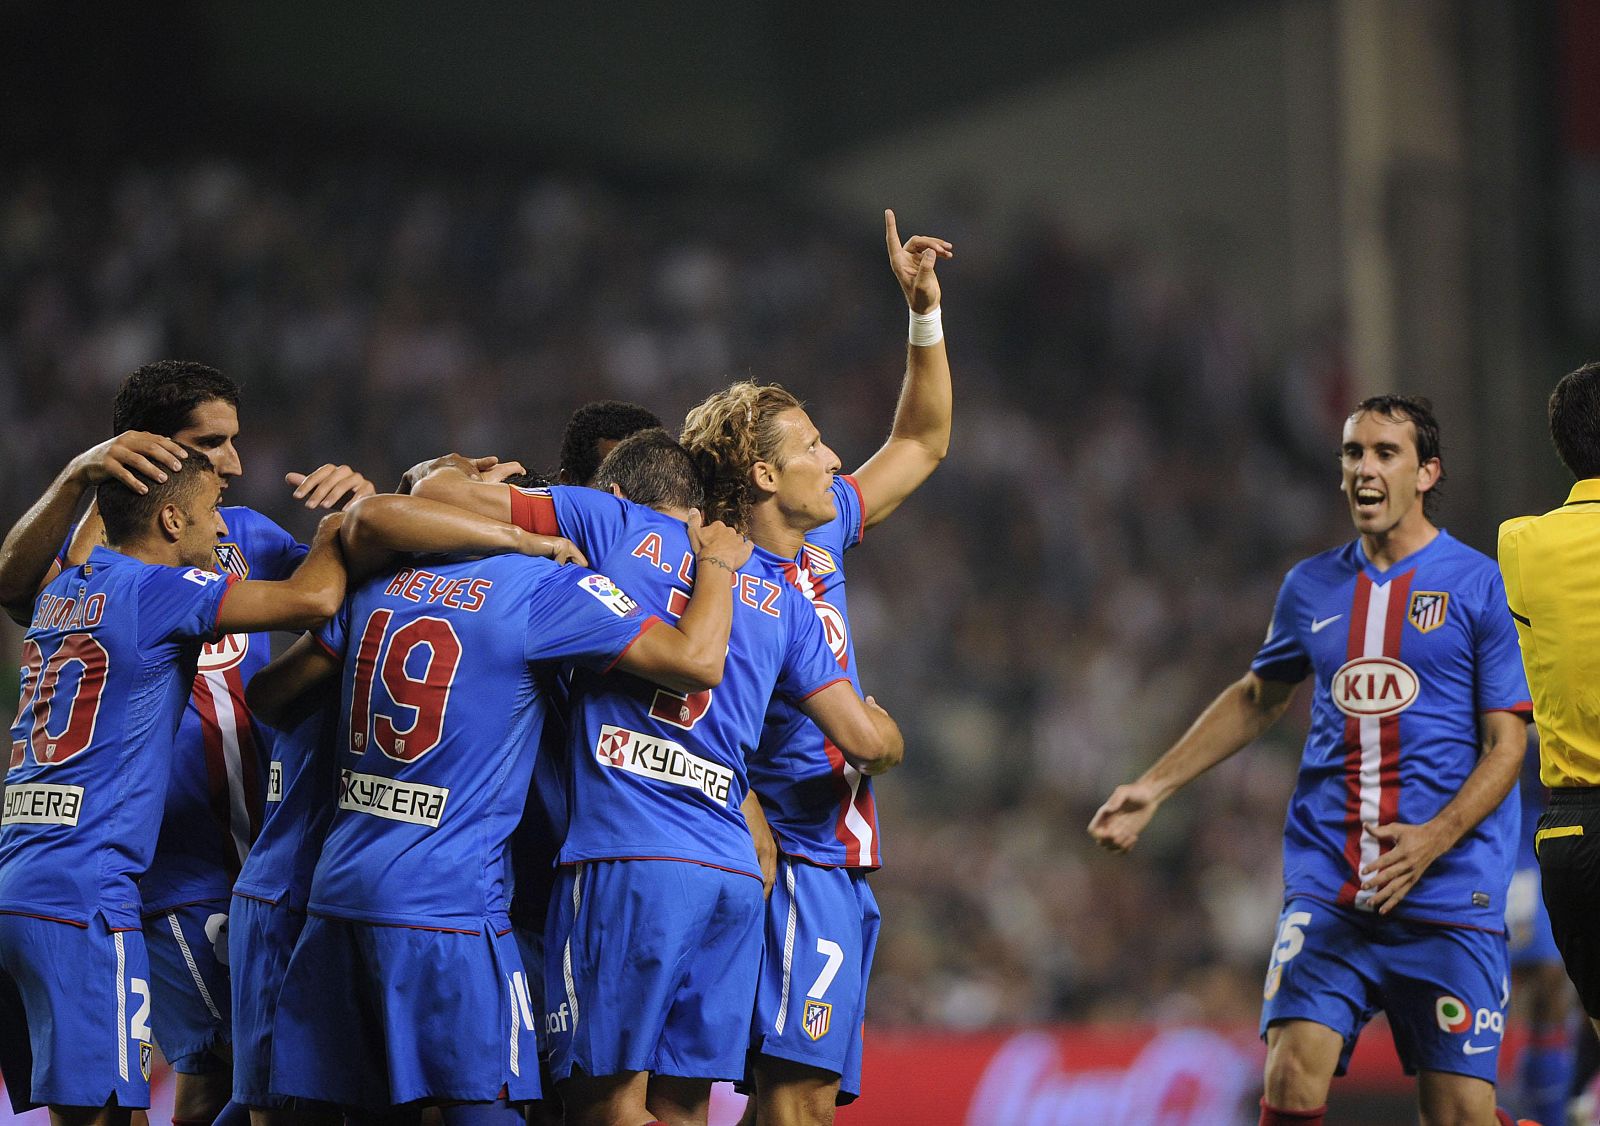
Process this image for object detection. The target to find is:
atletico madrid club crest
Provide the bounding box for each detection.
[803,999,832,1041]
[139,1041,153,1081]
[1407,591,1449,633]
[214,542,249,578]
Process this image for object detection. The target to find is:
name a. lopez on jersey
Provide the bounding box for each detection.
[338,768,449,828]
[1332,656,1420,719]
[2,782,85,826]
[595,724,734,804]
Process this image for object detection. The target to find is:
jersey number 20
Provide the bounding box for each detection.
[9,634,109,768]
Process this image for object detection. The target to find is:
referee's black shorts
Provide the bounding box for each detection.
[1537,786,1600,1017]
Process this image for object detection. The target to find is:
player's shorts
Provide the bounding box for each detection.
[1259,897,1509,1082]
[0,911,154,1112]
[228,894,307,1107]
[543,859,763,1085]
[1532,787,1600,1017]
[143,898,232,1073]
[270,915,539,1108]
[744,859,879,1104]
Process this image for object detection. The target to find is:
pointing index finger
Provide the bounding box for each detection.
[884,209,900,255]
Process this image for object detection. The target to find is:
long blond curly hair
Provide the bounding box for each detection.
[680,381,804,531]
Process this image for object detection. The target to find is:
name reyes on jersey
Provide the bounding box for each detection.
[595,724,733,804]
[1331,656,1419,719]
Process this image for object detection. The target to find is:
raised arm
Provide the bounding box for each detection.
[850,209,954,530]
[612,516,751,695]
[1359,710,1528,914]
[1088,671,1299,853]
[245,632,343,729]
[216,513,347,634]
[408,457,517,520]
[796,682,905,776]
[338,493,585,580]
[0,432,187,622]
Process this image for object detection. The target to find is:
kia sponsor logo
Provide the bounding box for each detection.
[198,632,248,673]
[1331,656,1418,718]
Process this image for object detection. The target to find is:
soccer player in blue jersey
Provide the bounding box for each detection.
[675,209,952,1126]
[412,429,903,1126]
[1090,396,1534,1126]
[241,474,754,1121]
[0,360,374,1126]
[0,451,348,1126]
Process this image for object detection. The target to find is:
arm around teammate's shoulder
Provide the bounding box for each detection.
[797,683,905,776]
[1088,671,1298,854]
[216,513,347,634]
[246,632,342,729]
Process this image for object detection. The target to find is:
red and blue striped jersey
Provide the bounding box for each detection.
[140,506,306,915]
[509,486,848,879]
[752,475,880,869]
[1252,531,1531,930]
[305,553,652,931]
[2,546,236,927]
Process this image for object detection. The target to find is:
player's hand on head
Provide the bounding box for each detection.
[1087,783,1160,854]
[1359,821,1449,915]
[73,431,188,493]
[884,208,952,315]
[523,535,587,568]
[479,460,528,485]
[286,464,377,510]
[689,514,753,572]
[397,452,501,493]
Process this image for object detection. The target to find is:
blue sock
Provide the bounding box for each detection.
[440,1101,522,1126]
[1517,1022,1576,1126]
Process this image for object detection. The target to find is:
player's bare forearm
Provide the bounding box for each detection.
[742,790,778,898]
[409,463,516,523]
[1415,712,1525,852]
[245,633,341,728]
[1089,672,1295,853]
[854,342,952,530]
[0,466,85,622]
[338,493,568,580]
[798,683,905,775]
[218,514,347,633]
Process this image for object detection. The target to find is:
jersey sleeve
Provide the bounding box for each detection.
[1250,571,1311,684]
[137,565,238,646]
[522,567,658,672]
[508,485,627,562]
[1473,569,1533,715]
[834,474,867,552]
[315,596,353,660]
[239,509,308,579]
[1496,517,1532,625]
[776,585,852,702]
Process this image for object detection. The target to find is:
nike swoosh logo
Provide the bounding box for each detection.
[1310,615,1343,633]
[1462,1042,1495,1055]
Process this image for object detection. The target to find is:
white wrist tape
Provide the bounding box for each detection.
[908,306,943,347]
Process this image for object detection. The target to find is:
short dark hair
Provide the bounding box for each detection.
[1349,394,1445,515]
[1549,362,1600,479]
[112,361,240,437]
[97,446,218,547]
[592,429,705,512]
[560,401,662,487]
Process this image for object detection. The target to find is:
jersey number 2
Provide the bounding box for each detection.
[348,610,462,762]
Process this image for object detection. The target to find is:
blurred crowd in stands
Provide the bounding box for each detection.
[0,154,1359,1029]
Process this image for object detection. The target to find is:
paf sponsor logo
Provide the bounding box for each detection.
[1331,656,1418,718]
[1434,995,1471,1034]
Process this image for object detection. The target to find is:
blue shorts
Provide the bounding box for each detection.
[143,899,232,1073]
[228,895,306,1107]
[1260,897,1510,1082]
[1507,861,1561,968]
[746,860,879,1104]
[0,912,153,1112]
[270,915,539,1108]
[544,859,763,1085]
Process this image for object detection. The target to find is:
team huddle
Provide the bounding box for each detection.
[0,213,952,1126]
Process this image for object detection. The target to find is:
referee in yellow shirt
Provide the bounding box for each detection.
[1499,360,1600,1041]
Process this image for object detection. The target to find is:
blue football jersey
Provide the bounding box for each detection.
[751,475,880,868]
[305,554,653,930]
[141,506,306,914]
[230,689,339,912]
[2,546,236,927]
[509,486,848,879]
[1251,532,1531,930]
